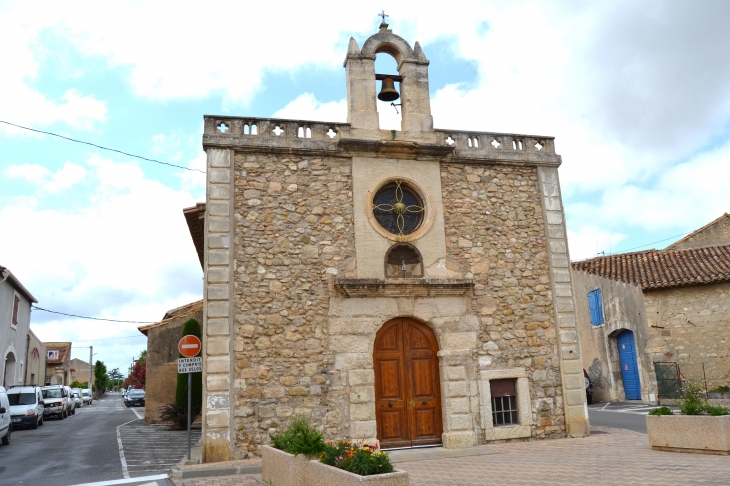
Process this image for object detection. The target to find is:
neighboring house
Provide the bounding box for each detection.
[138,300,203,424]
[1,264,38,387]
[573,215,730,403]
[68,358,92,384]
[44,342,72,385]
[25,329,47,386]
[196,23,588,462]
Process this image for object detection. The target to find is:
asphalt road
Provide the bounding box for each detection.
[588,401,674,434]
[0,394,174,486]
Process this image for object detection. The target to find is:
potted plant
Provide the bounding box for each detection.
[311,440,409,485]
[647,381,730,455]
[262,416,326,486]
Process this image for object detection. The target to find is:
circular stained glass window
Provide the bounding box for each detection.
[372,181,425,236]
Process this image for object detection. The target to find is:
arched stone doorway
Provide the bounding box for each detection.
[4,351,17,387]
[373,317,442,449]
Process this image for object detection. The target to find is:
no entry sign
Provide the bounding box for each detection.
[179,335,202,358]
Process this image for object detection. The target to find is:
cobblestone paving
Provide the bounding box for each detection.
[398,427,730,485]
[119,419,202,477]
[180,427,730,485]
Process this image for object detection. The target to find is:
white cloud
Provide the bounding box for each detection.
[0,155,202,373]
[5,161,86,192]
[567,227,628,262]
[4,164,51,182]
[273,93,347,123]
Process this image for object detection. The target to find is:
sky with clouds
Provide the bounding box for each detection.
[2,0,729,376]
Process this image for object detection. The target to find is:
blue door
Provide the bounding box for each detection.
[617,331,641,400]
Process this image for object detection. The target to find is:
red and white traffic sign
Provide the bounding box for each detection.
[179,335,202,358]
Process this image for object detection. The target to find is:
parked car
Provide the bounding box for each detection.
[40,385,69,419]
[0,386,11,445]
[63,386,76,415]
[124,389,145,407]
[71,388,84,408]
[81,388,92,405]
[6,385,44,429]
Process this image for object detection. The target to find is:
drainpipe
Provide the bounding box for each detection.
[24,334,30,386]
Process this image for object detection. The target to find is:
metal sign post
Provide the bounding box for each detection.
[178,335,202,461]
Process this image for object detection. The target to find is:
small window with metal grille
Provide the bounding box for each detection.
[491,378,518,426]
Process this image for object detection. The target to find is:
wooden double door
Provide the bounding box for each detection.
[374,317,443,449]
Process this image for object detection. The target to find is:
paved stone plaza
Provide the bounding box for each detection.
[176,426,730,485]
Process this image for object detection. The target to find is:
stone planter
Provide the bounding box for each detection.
[646,415,730,455]
[261,445,313,486]
[308,460,409,486]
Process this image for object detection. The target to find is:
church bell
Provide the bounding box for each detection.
[377,77,400,102]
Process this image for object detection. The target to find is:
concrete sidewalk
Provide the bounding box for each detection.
[173,426,730,485]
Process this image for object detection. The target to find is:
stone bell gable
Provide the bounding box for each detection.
[200,23,587,462]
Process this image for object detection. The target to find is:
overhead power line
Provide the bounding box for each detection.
[32,305,156,324]
[609,230,693,255]
[0,120,205,174]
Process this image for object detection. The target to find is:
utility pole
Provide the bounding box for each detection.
[89,346,93,392]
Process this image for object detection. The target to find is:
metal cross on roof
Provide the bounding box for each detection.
[378,10,389,23]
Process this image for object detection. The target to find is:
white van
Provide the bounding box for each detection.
[0,386,11,445]
[81,388,92,405]
[6,385,44,429]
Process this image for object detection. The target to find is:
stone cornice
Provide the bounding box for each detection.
[334,278,473,298]
[338,138,454,161]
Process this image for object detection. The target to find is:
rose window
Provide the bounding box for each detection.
[372,181,425,237]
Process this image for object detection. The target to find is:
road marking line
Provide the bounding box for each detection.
[131,407,143,420]
[69,473,168,486]
[116,418,139,479]
[601,402,611,410]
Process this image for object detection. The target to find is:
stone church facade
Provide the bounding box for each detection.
[199,24,588,462]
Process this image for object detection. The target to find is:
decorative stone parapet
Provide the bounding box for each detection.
[434,128,555,154]
[333,278,473,298]
[202,117,561,167]
[537,166,589,438]
[647,415,730,455]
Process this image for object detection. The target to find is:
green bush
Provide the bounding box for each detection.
[648,406,674,416]
[679,381,706,415]
[320,440,393,476]
[158,402,190,430]
[709,385,730,394]
[269,416,326,457]
[705,405,730,416]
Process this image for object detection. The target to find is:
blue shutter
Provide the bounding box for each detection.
[595,289,604,324]
[588,290,603,325]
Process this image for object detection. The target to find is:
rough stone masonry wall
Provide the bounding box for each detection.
[231,153,355,458]
[440,163,566,438]
[646,282,730,391]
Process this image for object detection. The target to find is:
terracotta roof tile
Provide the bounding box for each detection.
[138,300,203,336]
[571,244,730,290]
[43,342,71,364]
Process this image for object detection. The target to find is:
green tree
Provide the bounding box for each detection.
[94,360,110,393]
[109,368,123,389]
[175,318,202,415]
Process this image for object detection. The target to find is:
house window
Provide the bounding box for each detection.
[12,294,20,326]
[588,289,604,326]
[490,379,518,426]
